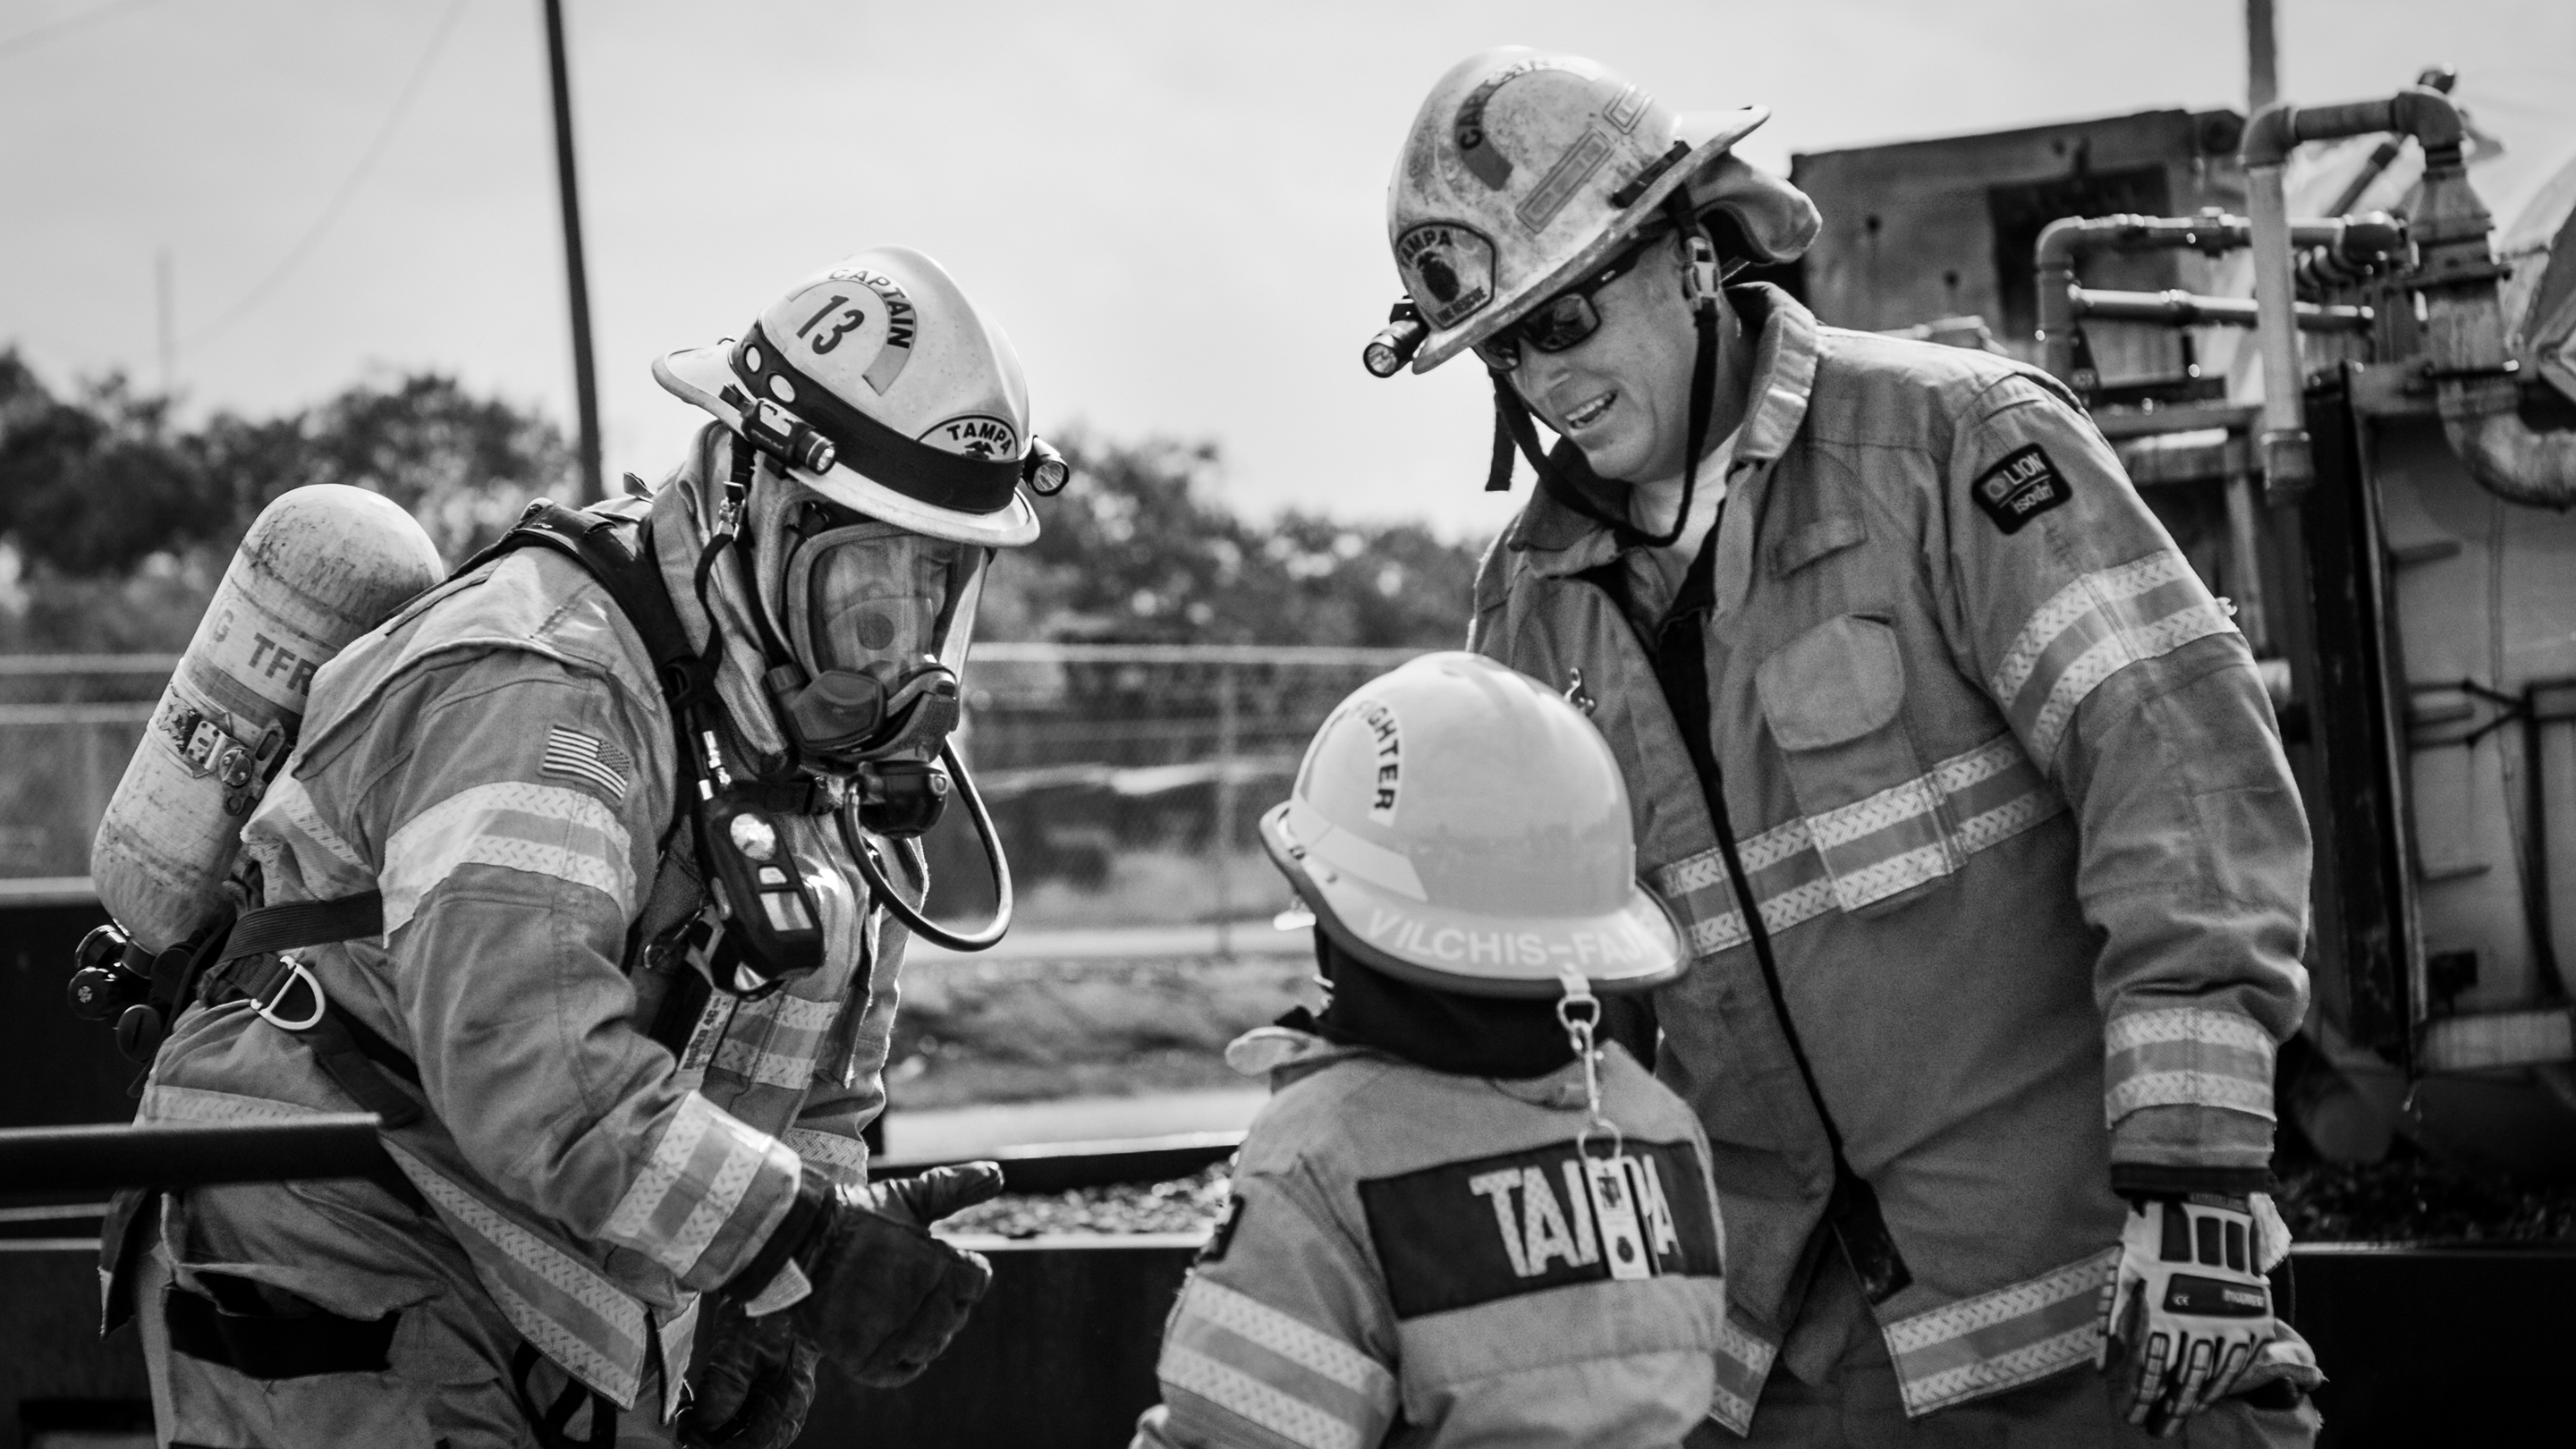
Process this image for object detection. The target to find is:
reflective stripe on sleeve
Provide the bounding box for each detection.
[708,990,839,1090]
[1708,1314,1777,1436]
[1160,1280,1394,1449]
[2102,1007,2277,1125]
[1988,553,2240,767]
[601,1092,802,1281]
[381,1140,651,1409]
[780,1126,869,1177]
[1881,1247,2118,1417]
[1651,733,2064,955]
[379,781,635,933]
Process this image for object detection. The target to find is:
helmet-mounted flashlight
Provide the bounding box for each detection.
[1362,301,1428,377]
[1021,437,1071,496]
[741,397,837,475]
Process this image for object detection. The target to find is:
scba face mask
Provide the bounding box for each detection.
[753,479,987,774]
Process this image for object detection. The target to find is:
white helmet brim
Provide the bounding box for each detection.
[1260,798,1687,997]
[655,344,1040,548]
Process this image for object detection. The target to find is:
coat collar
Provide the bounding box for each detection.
[1504,283,1821,586]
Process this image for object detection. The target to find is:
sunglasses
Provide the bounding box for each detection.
[1472,235,1662,371]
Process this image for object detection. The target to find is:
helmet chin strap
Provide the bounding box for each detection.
[1488,202,1725,552]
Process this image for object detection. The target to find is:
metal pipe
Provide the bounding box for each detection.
[2245,159,2311,498]
[2225,469,2270,653]
[2244,0,2277,112]
[2034,211,2402,379]
[2240,87,2469,501]
[2069,288,2370,331]
[0,1115,388,1195]
[2241,88,2469,169]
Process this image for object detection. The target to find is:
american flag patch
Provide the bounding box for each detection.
[542,726,631,801]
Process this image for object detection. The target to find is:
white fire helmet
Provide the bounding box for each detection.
[1260,652,1685,998]
[1385,47,1823,372]
[655,245,1054,548]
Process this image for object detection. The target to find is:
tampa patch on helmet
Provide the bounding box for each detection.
[1396,223,1497,330]
[655,244,1053,548]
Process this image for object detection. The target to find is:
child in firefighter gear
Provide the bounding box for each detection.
[106,245,1063,1449]
[1131,652,1741,1449]
[1372,49,2323,1445]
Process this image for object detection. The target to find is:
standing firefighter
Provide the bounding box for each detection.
[99,246,1062,1448]
[1132,652,1735,1449]
[1367,50,2322,1445]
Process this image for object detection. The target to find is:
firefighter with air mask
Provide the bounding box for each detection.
[1366,49,2321,1445]
[103,246,1059,1449]
[1132,651,1734,1449]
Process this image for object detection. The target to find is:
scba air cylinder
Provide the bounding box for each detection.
[90,485,443,953]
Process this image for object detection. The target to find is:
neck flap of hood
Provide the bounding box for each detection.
[649,424,792,763]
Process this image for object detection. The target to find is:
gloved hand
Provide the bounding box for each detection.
[790,1161,1004,1387]
[679,1291,818,1449]
[2097,1194,2276,1436]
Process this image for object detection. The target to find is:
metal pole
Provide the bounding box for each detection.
[2245,0,2279,112]
[2224,467,2270,653]
[1213,664,1239,959]
[155,248,174,394]
[0,1116,389,1195]
[542,0,603,504]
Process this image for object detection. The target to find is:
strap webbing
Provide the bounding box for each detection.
[165,1283,399,1379]
[225,893,385,959]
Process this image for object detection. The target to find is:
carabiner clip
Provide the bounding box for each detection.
[1555,965,1623,1154]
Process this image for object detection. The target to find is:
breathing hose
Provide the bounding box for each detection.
[839,740,1015,953]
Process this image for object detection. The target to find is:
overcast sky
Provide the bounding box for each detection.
[4,0,2571,540]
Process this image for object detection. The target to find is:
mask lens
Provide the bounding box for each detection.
[802,526,969,679]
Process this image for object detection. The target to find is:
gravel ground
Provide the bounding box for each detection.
[889,954,1315,1109]
[929,1155,2576,1242]
[938,1163,1234,1239]
[2274,1156,2576,1242]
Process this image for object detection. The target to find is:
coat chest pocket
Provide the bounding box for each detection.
[1753,614,1958,918]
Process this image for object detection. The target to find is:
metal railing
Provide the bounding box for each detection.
[0,649,1430,920]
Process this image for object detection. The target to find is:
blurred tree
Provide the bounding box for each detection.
[0,350,1488,652]
[979,429,1485,648]
[0,352,574,650]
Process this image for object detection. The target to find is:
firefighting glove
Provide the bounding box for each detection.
[679,1290,818,1449]
[791,1162,1004,1388]
[2097,1194,2277,1436]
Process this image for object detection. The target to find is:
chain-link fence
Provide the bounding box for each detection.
[938,644,1426,930]
[0,647,1428,927]
[0,657,165,883]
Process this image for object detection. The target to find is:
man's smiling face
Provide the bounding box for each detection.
[1506,237,1706,485]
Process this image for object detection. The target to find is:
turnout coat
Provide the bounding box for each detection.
[1468,285,2311,1420]
[118,527,904,1425]
[1134,1030,1739,1447]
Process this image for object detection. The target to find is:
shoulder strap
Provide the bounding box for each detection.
[460,498,716,716]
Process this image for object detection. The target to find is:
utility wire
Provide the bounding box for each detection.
[0,0,168,63]
[178,0,473,354]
